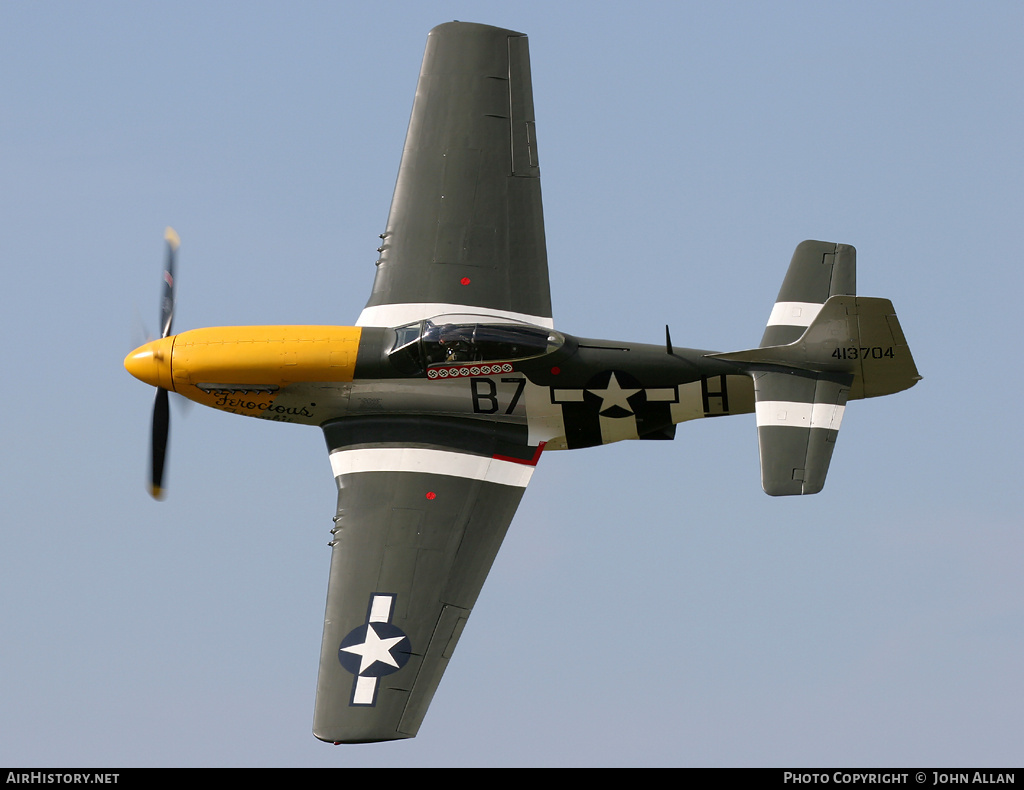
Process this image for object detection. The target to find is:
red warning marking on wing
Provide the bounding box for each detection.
[492,442,546,467]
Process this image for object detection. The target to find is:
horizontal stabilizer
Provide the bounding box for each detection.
[761,241,856,347]
[753,370,850,495]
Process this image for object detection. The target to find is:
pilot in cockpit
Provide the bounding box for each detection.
[438,324,477,362]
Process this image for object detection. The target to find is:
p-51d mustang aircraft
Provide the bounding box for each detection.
[125,22,920,743]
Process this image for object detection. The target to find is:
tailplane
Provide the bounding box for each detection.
[710,241,920,496]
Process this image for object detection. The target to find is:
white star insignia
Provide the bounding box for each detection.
[586,372,641,414]
[341,623,406,675]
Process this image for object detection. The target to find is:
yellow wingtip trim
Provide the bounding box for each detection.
[164,227,180,250]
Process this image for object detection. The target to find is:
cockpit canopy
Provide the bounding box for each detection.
[388,320,564,375]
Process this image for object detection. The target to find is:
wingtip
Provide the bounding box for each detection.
[148,484,166,500]
[164,227,180,251]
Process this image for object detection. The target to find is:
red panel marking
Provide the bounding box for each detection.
[492,441,546,467]
[550,366,560,375]
[425,491,436,500]
[460,277,471,285]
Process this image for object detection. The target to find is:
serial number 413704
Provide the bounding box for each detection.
[832,346,895,360]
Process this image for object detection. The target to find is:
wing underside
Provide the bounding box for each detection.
[358,22,552,329]
[313,416,542,743]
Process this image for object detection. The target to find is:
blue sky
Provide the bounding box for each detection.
[2,0,1022,767]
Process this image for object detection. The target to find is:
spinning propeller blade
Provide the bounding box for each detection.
[132,227,179,499]
[160,227,178,339]
[150,387,170,499]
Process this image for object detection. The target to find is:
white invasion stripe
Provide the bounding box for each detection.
[357,302,554,329]
[368,595,392,624]
[329,447,535,488]
[352,676,377,705]
[755,400,846,430]
[766,301,823,328]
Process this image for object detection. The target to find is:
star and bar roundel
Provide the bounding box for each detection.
[551,369,680,448]
[338,593,411,706]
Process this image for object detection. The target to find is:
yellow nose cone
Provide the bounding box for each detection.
[124,337,175,390]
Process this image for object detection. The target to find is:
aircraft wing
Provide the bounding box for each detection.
[356,22,553,329]
[313,417,543,743]
[314,22,552,744]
